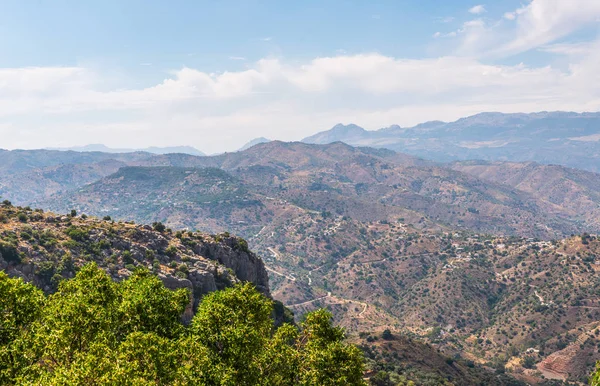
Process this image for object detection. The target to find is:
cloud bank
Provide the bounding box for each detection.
[1,0,600,153]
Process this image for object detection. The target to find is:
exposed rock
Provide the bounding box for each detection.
[197,237,270,297]
[159,274,195,323]
[0,205,272,323]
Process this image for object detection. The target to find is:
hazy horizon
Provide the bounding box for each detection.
[1,0,600,153]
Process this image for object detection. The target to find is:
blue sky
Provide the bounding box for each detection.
[1,0,600,153]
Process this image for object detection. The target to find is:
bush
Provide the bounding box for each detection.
[177,263,189,274]
[522,355,536,369]
[236,238,250,253]
[152,222,166,232]
[65,226,89,241]
[382,329,393,340]
[122,251,134,265]
[165,245,177,257]
[0,242,21,264]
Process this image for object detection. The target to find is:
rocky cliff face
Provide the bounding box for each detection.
[0,203,270,321]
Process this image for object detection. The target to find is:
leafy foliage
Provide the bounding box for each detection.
[0,264,365,385]
[591,362,600,386]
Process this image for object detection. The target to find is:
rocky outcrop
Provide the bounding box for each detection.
[158,274,195,323]
[0,206,272,322]
[195,236,270,297]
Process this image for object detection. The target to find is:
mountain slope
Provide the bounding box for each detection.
[302,123,370,144]
[38,142,584,238]
[0,149,155,205]
[238,137,271,151]
[451,160,600,231]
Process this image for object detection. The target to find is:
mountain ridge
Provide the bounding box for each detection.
[302,111,600,172]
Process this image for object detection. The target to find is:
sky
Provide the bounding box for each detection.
[1,0,600,154]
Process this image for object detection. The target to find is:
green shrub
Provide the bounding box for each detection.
[65,226,89,241]
[122,250,134,265]
[0,242,20,264]
[165,245,177,257]
[152,222,166,232]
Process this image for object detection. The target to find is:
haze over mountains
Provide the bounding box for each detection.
[33,111,600,173]
[303,111,600,172]
[238,137,271,152]
[46,144,206,156]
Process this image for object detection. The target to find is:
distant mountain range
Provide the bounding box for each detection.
[302,111,600,172]
[46,144,205,156]
[238,137,271,151]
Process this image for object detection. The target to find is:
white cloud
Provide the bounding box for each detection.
[433,31,457,38]
[453,0,600,58]
[494,0,600,56]
[229,56,247,61]
[468,5,486,14]
[1,47,600,152]
[538,41,598,56]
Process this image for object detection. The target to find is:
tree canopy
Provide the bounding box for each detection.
[0,263,365,385]
[591,363,600,386]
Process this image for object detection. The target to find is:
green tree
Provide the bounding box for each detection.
[190,282,274,385]
[0,263,366,385]
[297,309,366,386]
[0,273,45,383]
[370,371,394,386]
[26,263,121,375]
[117,268,189,339]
